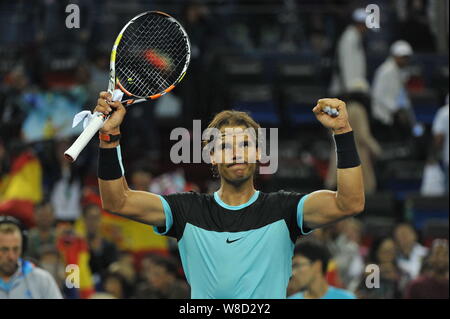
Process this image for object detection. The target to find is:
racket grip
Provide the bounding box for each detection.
[64,112,105,162]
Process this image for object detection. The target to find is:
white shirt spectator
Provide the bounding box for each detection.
[396,243,428,281]
[50,166,81,221]
[432,103,449,167]
[371,57,412,125]
[330,24,369,95]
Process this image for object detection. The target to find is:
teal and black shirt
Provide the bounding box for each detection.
[154,190,312,299]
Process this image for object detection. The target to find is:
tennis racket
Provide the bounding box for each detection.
[64,11,191,162]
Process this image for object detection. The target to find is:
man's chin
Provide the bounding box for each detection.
[223,174,252,187]
[0,264,18,277]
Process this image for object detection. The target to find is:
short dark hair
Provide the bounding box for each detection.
[294,240,331,275]
[147,254,179,277]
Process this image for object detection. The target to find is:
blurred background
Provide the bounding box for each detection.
[0,0,448,299]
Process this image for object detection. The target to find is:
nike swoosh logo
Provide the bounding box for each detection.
[226,238,242,244]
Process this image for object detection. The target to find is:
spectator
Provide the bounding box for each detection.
[82,204,119,290]
[357,237,405,299]
[102,271,131,299]
[393,223,428,282]
[329,8,370,96]
[107,252,137,289]
[288,240,356,299]
[404,239,449,299]
[306,226,344,288]
[0,216,62,298]
[394,0,436,52]
[56,222,94,299]
[331,218,366,292]
[50,139,82,222]
[87,50,110,103]
[26,201,57,260]
[430,95,449,192]
[133,254,189,299]
[130,168,153,192]
[38,245,66,292]
[0,65,29,140]
[371,40,416,141]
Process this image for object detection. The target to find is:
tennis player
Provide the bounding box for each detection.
[95,91,364,299]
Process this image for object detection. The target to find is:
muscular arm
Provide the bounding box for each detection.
[303,99,365,229]
[96,92,165,227]
[304,165,364,229]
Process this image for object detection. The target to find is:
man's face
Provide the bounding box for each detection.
[211,126,259,186]
[0,232,21,277]
[84,206,102,235]
[395,56,410,68]
[147,263,173,290]
[131,171,152,191]
[428,243,449,274]
[377,239,396,263]
[394,225,416,254]
[35,204,55,230]
[291,255,317,291]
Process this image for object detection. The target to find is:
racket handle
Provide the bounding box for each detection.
[64,112,105,162]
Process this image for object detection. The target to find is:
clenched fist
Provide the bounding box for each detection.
[94,91,127,134]
[313,98,352,135]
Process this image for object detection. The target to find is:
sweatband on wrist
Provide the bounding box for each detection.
[98,146,125,180]
[334,131,361,169]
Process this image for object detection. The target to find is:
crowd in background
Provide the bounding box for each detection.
[0,0,448,299]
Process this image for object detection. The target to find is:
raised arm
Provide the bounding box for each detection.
[95,92,165,227]
[303,98,365,229]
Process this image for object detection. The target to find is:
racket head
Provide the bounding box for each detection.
[109,11,191,102]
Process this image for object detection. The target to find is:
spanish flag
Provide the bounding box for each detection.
[0,150,42,227]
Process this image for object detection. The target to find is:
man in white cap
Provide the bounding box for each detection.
[371,40,416,140]
[329,8,370,96]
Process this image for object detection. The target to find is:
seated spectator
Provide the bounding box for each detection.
[131,168,153,192]
[26,201,57,260]
[357,237,406,299]
[288,240,356,299]
[82,204,119,290]
[331,218,366,292]
[38,245,66,292]
[404,239,449,299]
[102,271,132,299]
[107,252,137,290]
[133,254,190,299]
[307,226,344,288]
[393,223,428,282]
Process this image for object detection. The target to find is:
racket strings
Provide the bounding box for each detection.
[116,13,189,98]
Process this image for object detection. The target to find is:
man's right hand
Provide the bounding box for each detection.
[95,91,127,134]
